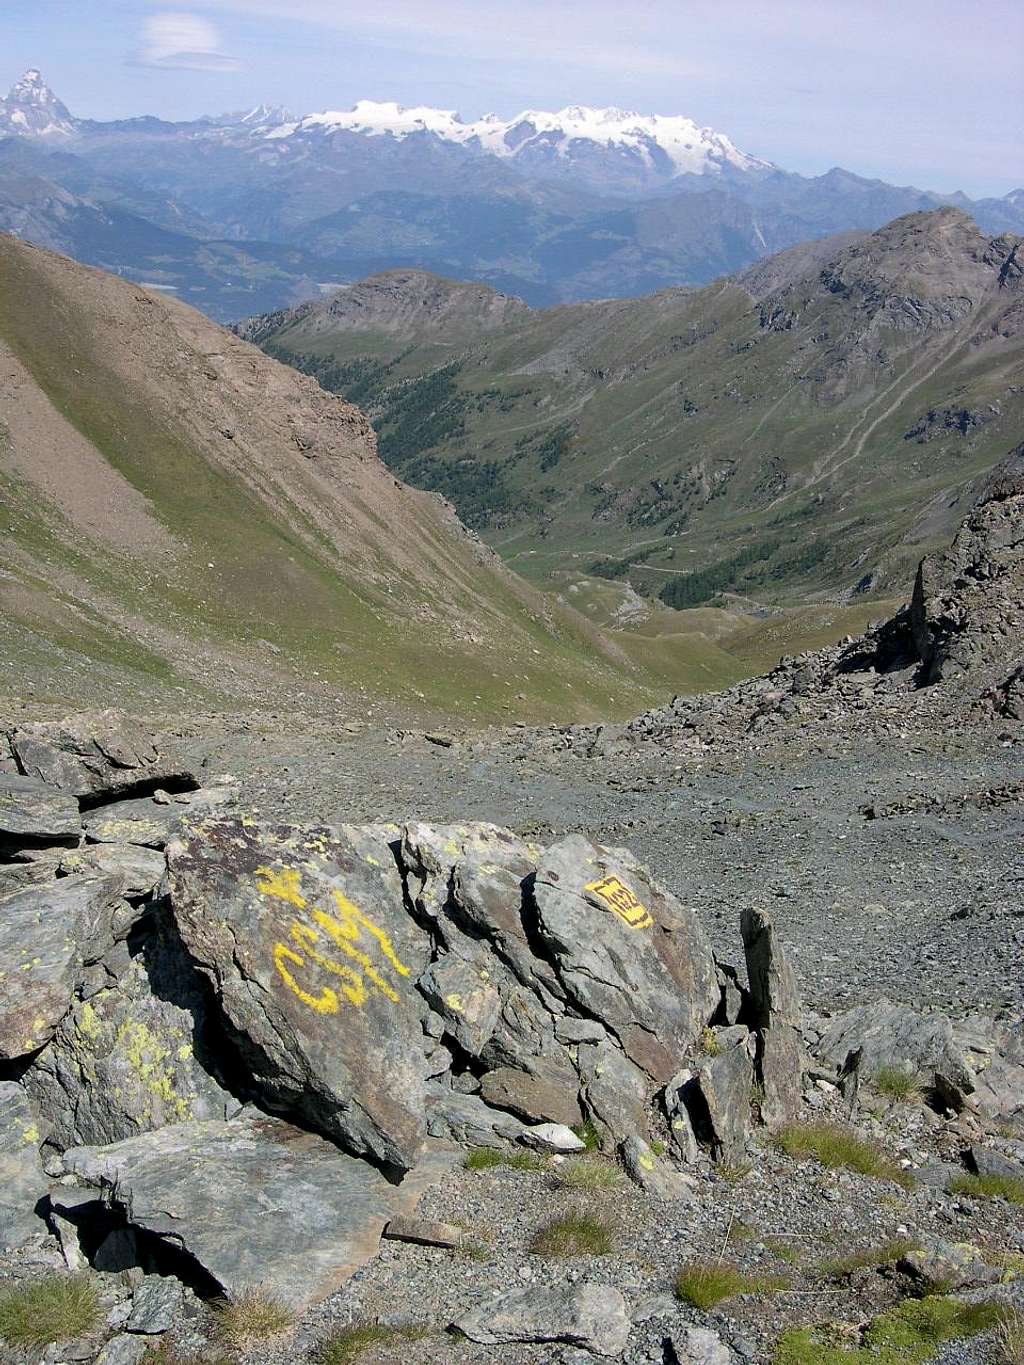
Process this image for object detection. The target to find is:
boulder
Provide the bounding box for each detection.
[967,1144,1024,1181]
[621,1136,695,1201]
[63,1117,449,1310]
[531,835,719,1081]
[520,1122,586,1153]
[668,1326,733,1365]
[57,844,166,899]
[165,815,435,1171]
[26,906,238,1147]
[0,1081,49,1251]
[0,874,130,1058]
[0,774,81,853]
[576,1040,650,1144]
[811,1000,975,1105]
[454,1282,630,1357]
[479,1060,583,1128]
[900,1235,1000,1290]
[741,908,803,1126]
[688,1032,754,1163]
[9,710,198,801]
[423,1085,526,1146]
[82,787,234,851]
[126,1276,183,1334]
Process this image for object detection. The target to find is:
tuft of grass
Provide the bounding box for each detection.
[530,1212,615,1257]
[554,1157,625,1191]
[209,1288,295,1347]
[948,1172,1024,1205]
[766,1238,803,1266]
[464,1147,547,1172]
[572,1120,602,1152]
[820,1239,915,1279]
[0,1274,100,1347]
[674,1260,791,1310]
[996,1307,1024,1364]
[700,1026,722,1056]
[650,1139,667,1157]
[314,1323,430,1365]
[715,1160,752,1183]
[774,1296,1007,1364]
[728,1220,758,1246]
[874,1067,923,1102]
[776,1123,915,1189]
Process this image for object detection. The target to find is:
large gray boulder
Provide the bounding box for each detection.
[165,815,435,1171]
[454,1282,630,1357]
[0,1081,49,1251]
[741,907,803,1127]
[0,874,130,1059]
[810,999,975,1103]
[9,710,198,801]
[0,774,81,853]
[531,835,719,1082]
[63,1117,448,1310]
[26,907,238,1147]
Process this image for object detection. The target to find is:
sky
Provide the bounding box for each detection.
[3,0,1022,197]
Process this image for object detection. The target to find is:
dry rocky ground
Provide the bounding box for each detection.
[0,455,1022,1365]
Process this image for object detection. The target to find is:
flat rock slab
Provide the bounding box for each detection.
[10,710,198,801]
[0,874,127,1058]
[455,1282,630,1357]
[0,774,81,851]
[166,815,435,1171]
[0,1081,49,1252]
[64,1117,451,1311]
[532,835,718,1082]
[82,788,234,851]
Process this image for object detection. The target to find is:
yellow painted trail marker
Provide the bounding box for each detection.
[584,875,653,929]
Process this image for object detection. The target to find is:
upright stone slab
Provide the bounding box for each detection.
[741,907,803,1127]
[165,815,435,1171]
[532,835,719,1082]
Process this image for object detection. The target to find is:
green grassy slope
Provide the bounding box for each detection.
[248,211,1023,614]
[0,236,682,723]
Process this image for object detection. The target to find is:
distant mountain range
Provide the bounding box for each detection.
[1,70,1022,320]
[240,209,1024,607]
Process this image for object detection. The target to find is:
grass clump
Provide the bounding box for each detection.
[571,1120,602,1152]
[674,1260,791,1310]
[776,1122,915,1189]
[948,1172,1024,1205]
[820,1238,915,1278]
[774,1296,1006,1364]
[996,1307,1024,1364]
[145,1341,233,1365]
[715,1160,752,1183]
[209,1288,295,1347]
[464,1146,546,1172]
[314,1322,430,1364]
[0,1274,100,1347]
[554,1157,625,1191]
[874,1066,923,1102]
[530,1212,614,1257]
[701,1026,722,1056]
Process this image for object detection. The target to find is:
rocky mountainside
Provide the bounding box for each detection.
[1,71,1021,318]
[0,235,665,722]
[244,209,1024,607]
[1,470,1022,1362]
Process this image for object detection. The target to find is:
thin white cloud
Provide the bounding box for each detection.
[135,12,240,71]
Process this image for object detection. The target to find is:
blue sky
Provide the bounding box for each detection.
[4,0,1022,197]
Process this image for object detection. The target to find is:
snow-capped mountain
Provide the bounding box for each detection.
[266,100,773,190]
[0,69,76,138]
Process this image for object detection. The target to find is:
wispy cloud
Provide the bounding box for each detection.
[134,12,239,71]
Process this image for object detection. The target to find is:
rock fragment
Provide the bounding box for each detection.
[454,1282,630,1357]
[0,773,81,853]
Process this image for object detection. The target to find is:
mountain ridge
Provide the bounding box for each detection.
[243,208,1023,610]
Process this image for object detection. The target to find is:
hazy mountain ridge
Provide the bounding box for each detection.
[244,209,1023,607]
[1,71,1021,320]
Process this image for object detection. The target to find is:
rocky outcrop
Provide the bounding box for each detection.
[910,444,1024,684]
